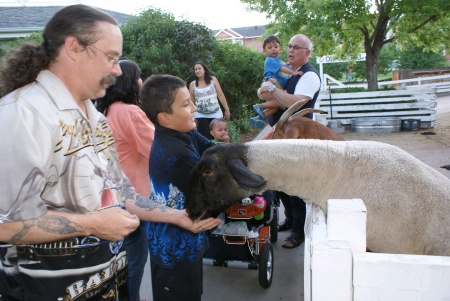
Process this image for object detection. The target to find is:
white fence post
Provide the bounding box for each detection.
[327,199,366,252]
[311,242,353,301]
[305,199,367,301]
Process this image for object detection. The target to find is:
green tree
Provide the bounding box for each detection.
[398,45,447,70]
[211,40,265,120]
[121,8,265,130]
[322,61,349,81]
[241,0,450,90]
[377,43,399,75]
[120,7,216,81]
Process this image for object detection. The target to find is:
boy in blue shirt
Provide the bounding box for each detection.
[250,35,303,128]
[139,74,221,301]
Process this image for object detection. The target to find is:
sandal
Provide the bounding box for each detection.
[253,104,266,120]
[282,232,304,249]
[249,116,266,129]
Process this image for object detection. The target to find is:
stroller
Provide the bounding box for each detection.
[203,191,279,288]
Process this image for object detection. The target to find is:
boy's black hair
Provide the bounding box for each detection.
[263,35,281,49]
[140,74,186,125]
[209,118,227,131]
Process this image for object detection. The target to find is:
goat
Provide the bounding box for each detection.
[186,139,450,256]
[267,100,344,140]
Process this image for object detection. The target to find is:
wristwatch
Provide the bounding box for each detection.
[267,85,276,93]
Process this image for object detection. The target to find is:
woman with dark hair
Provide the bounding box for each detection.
[96,59,154,197]
[96,59,154,301]
[96,59,141,113]
[188,61,230,138]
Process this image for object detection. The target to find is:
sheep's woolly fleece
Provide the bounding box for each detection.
[242,139,450,256]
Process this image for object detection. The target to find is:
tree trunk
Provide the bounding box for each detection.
[365,53,379,91]
[364,25,386,91]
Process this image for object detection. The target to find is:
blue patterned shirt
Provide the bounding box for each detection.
[147,125,214,267]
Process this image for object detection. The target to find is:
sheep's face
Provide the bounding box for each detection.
[186,143,267,220]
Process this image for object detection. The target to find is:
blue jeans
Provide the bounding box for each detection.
[124,221,149,301]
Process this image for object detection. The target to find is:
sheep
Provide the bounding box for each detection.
[186,139,450,256]
[268,100,344,141]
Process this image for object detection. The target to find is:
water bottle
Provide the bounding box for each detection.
[253,195,266,220]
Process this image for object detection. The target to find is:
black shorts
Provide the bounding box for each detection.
[0,239,127,301]
[150,257,203,301]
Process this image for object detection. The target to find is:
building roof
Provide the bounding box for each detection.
[0,5,131,34]
[213,25,265,39]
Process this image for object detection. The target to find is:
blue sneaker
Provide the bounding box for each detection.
[250,116,266,129]
[253,104,266,120]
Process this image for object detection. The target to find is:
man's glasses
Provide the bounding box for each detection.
[89,44,120,65]
[287,44,309,50]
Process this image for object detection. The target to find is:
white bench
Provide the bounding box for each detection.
[317,88,437,128]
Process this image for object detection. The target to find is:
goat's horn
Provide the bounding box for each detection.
[290,108,325,120]
[278,99,308,126]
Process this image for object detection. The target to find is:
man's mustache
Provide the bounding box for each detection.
[101,75,117,86]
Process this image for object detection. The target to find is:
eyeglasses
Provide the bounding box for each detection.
[287,44,309,50]
[89,44,120,65]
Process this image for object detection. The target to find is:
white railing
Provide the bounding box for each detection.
[317,88,437,128]
[304,199,450,301]
[321,73,450,94]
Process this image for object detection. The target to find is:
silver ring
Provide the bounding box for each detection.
[200,225,205,231]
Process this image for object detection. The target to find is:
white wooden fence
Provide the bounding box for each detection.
[304,199,450,301]
[314,73,450,129]
[322,73,450,95]
[317,87,437,128]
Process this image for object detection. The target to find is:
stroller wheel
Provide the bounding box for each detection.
[270,205,279,243]
[258,243,274,288]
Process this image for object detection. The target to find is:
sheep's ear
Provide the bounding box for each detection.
[227,158,266,189]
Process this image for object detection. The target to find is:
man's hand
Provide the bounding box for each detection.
[1,208,140,245]
[258,81,276,101]
[88,207,139,241]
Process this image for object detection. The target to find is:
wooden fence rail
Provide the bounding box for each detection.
[317,88,437,128]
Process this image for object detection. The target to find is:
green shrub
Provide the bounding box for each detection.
[227,109,255,142]
[211,40,265,121]
[121,8,217,81]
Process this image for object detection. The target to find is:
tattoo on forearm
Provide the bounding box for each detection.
[9,220,36,244]
[9,215,83,244]
[37,215,82,234]
[135,195,171,212]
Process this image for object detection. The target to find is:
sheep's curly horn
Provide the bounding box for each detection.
[278,99,308,126]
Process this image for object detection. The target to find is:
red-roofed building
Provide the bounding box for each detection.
[213,25,266,52]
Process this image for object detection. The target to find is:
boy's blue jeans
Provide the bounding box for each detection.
[124,221,149,301]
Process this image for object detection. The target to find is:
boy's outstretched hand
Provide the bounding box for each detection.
[175,210,222,234]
